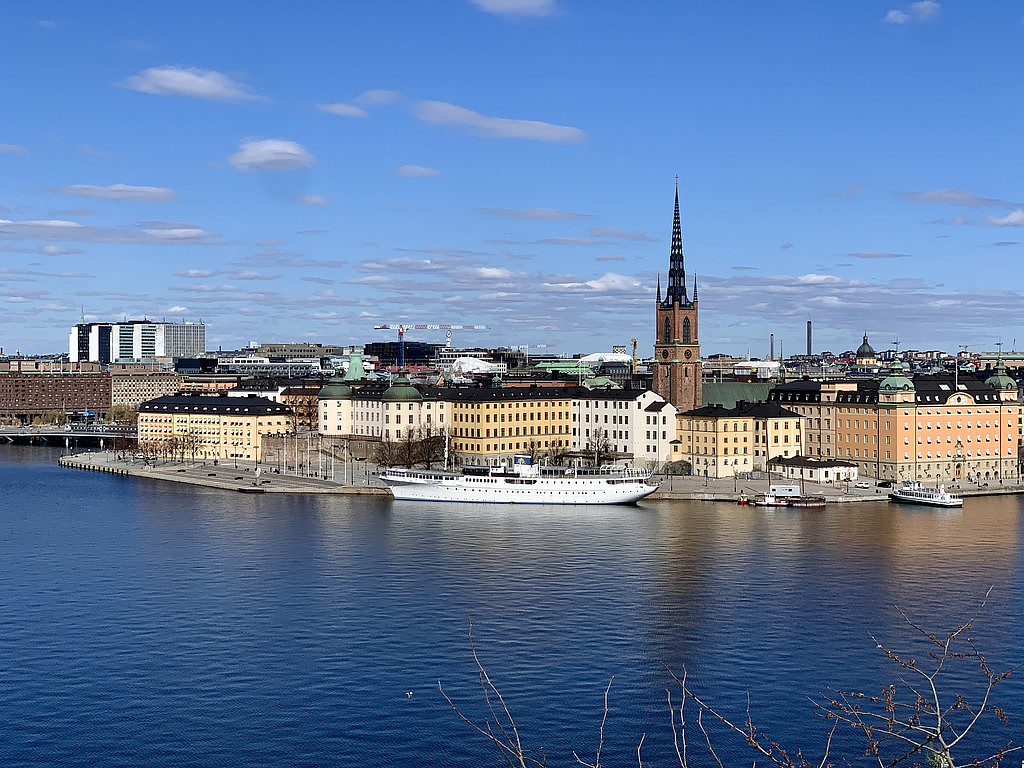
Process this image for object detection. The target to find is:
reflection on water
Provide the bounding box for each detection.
[1,446,1022,767]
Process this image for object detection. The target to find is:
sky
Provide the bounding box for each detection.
[2,1,1023,359]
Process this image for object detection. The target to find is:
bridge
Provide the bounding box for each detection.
[0,425,136,446]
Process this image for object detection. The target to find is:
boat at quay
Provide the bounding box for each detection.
[380,455,658,505]
[888,481,963,508]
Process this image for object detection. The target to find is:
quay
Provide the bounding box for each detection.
[59,451,389,496]
[58,450,1024,503]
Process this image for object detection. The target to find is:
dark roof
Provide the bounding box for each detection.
[769,455,856,469]
[139,395,292,415]
[680,401,800,419]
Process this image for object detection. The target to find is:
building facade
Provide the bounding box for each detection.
[111,371,181,410]
[653,185,702,411]
[70,320,205,364]
[137,395,294,462]
[674,401,803,478]
[0,366,111,423]
[770,361,1021,482]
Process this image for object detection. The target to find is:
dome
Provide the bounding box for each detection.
[382,372,423,402]
[879,359,914,392]
[317,375,353,400]
[985,359,1016,391]
[856,334,875,358]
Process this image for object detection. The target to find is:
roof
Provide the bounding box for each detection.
[680,401,801,419]
[702,381,774,409]
[139,395,292,416]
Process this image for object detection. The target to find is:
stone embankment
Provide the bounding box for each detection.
[59,451,1021,503]
[59,452,389,496]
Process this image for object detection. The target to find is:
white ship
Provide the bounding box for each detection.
[888,482,963,508]
[380,455,659,505]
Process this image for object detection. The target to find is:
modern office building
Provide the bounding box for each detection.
[69,320,206,364]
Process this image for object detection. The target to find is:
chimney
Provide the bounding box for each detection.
[807,321,812,357]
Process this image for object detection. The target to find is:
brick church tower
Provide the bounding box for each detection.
[653,183,702,411]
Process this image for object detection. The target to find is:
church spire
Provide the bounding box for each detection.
[665,179,688,306]
[692,275,698,303]
[656,273,662,303]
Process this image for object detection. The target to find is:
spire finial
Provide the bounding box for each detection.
[693,275,698,302]
[666,180,687,305]
[656,273,662,303]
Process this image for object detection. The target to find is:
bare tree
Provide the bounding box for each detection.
[442,593,1020,768]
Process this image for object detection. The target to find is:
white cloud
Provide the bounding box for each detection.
[470,0,557,18]
[53,184,177,202]
[414,100,586,142]
[0,143,29,154]
[118,66,258,101]
[396,165,441,177]
[589,226,654,242]
[884,1,939,24]
[167,305,189,313]
[38,20,57,29]
[848,251,912,259]
[595,254,624,262]
[38,244,82,255]
[356,89,401,104]
[229,138,314,171]
[824,183,864,198]
[902,188,1020,208]
[318,102,369,118]
[986,209,1024,227]
[299,194,331,207]
[912,1,940,20]
[483,207,590,221]
[80,145,117,158]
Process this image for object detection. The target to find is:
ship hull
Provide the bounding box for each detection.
[381,470,658,505]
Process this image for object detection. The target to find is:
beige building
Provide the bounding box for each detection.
[674,401,803,478]
[137,395,294,463]
[111,371,181,410]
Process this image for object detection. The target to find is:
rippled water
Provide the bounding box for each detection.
[2,445,1022,766]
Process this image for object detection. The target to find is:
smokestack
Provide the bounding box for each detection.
[770,334,775,361]
[807,321,812,357]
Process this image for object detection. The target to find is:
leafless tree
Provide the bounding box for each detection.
[442,592,1019,768]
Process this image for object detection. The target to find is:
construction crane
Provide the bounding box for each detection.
[372,324,489,368]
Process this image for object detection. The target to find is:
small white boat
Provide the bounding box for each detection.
[888,482,963,508]
[380,455,658,505]
[750,493,789,507]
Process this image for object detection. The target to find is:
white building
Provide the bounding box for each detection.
[571,388,676,467]
[70,320,205,363]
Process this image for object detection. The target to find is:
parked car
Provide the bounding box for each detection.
[854,481,870,489]
[876,480,892,488]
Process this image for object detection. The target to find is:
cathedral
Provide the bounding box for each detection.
[653,184,702,411]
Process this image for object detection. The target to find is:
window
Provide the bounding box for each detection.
[682,316,691,344]
[663,316,671,343]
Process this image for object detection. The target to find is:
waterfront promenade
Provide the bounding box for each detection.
[58,449,1023,503]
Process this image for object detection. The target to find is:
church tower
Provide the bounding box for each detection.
[653,183,702,411]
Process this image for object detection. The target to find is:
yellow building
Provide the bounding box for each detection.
[318,374,573,466]
[137,395,294,462]
[675,401,803,478]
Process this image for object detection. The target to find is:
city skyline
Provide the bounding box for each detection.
[2,1,1023,357]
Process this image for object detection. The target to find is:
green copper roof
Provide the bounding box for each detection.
[985,359,1017,391]
[318,375,353,400]
[382,372,423,402]
[879,359,914,392]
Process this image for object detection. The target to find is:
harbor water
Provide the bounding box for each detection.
[2,445,1022,766]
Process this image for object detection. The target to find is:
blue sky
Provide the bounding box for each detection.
[2,1,1023,358]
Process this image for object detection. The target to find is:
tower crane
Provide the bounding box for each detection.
[372,323,489,368]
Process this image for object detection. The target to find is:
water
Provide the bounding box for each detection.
[2,445,1022,766]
